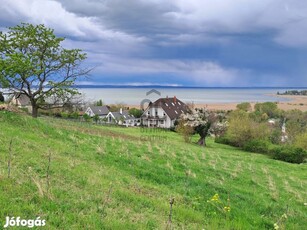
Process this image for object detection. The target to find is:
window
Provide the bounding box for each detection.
[171,102,175,106]
[175,110,178,114]
[178,102,181,105]
[165,103,168,106]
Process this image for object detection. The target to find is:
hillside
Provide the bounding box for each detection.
[0,111,306,229]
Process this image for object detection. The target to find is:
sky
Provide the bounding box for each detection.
[1,0,307,87]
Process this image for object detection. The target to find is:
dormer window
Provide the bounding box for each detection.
[178,102,181,105]
[175,110,178,114]
[171,102,175,106]
[165,103,168,106]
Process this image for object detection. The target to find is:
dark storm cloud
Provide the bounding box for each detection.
[1,0,307,86]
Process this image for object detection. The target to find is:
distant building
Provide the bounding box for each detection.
[9,92,31,107]
[141,96,189,128]
[106,108,138,126]
[85,106,110,118]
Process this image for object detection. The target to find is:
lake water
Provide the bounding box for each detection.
[78,87,306,105]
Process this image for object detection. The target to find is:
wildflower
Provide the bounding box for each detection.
[211,193,219,202]
[223,206,231,212]
[282,213,287,219]
[274,223,279,230]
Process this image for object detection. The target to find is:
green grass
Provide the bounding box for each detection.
[0,111,306,229]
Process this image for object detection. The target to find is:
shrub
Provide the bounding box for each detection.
[243,140,270,154]
[294,132,307,150]
[69,111,80,119]
[83,113,91,122]
[269,128,282,144]
[271,146,307,164]
[176,119,194,143]
[61,112,69,118]
[236,102,252,112]
[215,135,234,145]
[226,110,270,147]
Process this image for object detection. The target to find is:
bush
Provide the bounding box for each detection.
[236,102,252,111]
[215,135,234,145]
[61,112,69,118]
[243,140,270,154]
[294,132,307,150]
[69,111,80,119]
[271,146,307,164]
[226,110,270,147]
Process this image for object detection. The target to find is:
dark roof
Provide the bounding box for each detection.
[149,97,189,120]
[89,106,110,116]
[111,110,135,120]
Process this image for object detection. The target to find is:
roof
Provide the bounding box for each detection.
[111,110,135,120]
[147,97,189,120]
[13,93,31,106]
[89,106,110,116]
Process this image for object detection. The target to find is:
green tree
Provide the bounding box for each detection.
[96,99,104,106]
[93,114,100,124]
[254,102,280,118]
[180,108,226,146]
[176,119,194,143]
[0,23,89,117]
[129,108,143,118]
[294,132,307,150]
[226,110,270,147]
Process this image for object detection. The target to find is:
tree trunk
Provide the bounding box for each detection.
[197,136,206,146]
[31,104,39,118]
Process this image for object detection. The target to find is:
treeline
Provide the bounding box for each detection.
[215,102,307,163]
[277,90,307,96]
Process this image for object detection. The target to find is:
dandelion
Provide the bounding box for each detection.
[274,223,279,230]
[211,193,219,202]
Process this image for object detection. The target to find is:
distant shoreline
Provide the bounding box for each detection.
[127,94,307,112]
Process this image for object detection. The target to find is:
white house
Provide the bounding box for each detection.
[106,108,138,126]
[141,96,189,128]
[85,106,110,118]
[10,93,31,107]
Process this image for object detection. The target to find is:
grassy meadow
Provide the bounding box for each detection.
[0,111,306,229]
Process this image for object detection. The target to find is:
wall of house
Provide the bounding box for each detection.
[85,108,94,117]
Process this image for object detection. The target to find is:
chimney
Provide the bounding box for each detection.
[174,96,176,103]
[120,108,123,114]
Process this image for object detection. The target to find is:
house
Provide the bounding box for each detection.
[85,105,110,118]
[10,92,31,107]
[141,96,189,128]
[106,108,138,126]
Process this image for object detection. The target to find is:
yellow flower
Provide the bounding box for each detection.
[211,193,219,202]
[223,206,231,212]
[274,223,279,230]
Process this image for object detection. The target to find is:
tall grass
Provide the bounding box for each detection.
[0,111,306,229]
